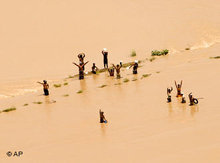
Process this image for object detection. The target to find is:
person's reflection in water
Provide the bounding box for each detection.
[100,123,106,137]
[80,79,87,91]
[190,105,199,117]
[45,96,50,104]
[168,103,174,119]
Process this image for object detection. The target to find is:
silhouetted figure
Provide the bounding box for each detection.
[73,61,89,80]
[167,87,173,103]
[108,68,115,77]
[181,93,186,103]
[188,92,198,106]
[37,80,49,96]
[113,64,122,79]
[175,80,183,97]
[102,48,108,68]
[78,53,85,70]
[99,109,107,123]
[129,60,139,74]
[91,63,99,74]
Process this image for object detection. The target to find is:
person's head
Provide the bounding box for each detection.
[116,64,119,68]
[178,84,181,88]
[103,48,107,52]
[135,60,138,63]
[93,63,95,66]
[43,80,47,84]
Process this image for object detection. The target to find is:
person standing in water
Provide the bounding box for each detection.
[99,109,107,123]
[102,48,108,68]
[167,87,173,103]
[181,93,186,103]
[37,80,49,96]
[113,64,122,79]
[188,92,198,106]
[78,53,85,70]
[91,63,99,74]
[73,61,89,80]
[175,80,183,97]
[129,60,139,74]
[108,68,115,77]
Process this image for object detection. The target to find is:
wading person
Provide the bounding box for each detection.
[188,92,198,106]
[108,68,115,77]
[78,53,85,70]
[37,80,49,96]
[129,60,139,74]
[73,61,89,80]
[167,87,173,103]
[99,109,107,123]
[181,93,186,103]
[102,48,108,68]
[175,80,183,97]
[91,63,99,74]
[113,64,122,79]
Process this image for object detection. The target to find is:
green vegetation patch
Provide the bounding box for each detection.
[123,78,130,83]
[142,74,151,78]
[210,56,220,59]
[77,90,83,94]
[2,107,16,112]
[54,84,62,88]
[132,78,137,81]
[130,50,137,57]
[63,94,69,97]
[151,49,169,56]
[33,101,43,104]
[149,57,156,62]
[99,84,107,88]
[185,47,190,50]
[63,82,68,86]
[23,103,29,106]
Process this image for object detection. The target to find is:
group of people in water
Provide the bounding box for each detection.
[36,49,199,124]
[167,80,198,106]
[72,48,139,80]
[37,48,140,123]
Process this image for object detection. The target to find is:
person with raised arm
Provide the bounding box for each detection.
[175,80,183,97]
[129,60,139,74]
[78,53,86,70]
[73,61,89,80]
[108,67,115,77]
[102,48,108,68]
[37,80,49,96]
[167,87,173,103]
[113,64,122,79]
